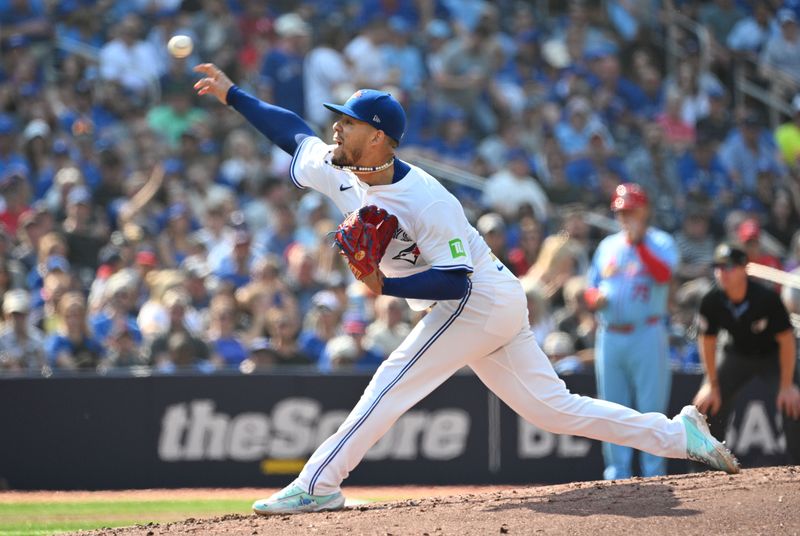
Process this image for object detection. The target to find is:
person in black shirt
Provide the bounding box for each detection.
[695,88,733,145]
[694,243,800,461]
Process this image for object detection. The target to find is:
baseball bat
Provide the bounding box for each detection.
[745,262,800,290]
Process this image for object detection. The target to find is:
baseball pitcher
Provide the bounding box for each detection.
[192,63,739,515]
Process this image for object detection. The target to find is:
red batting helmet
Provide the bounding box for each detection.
[611,183,649,211]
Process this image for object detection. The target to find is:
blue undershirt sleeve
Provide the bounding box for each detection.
[382,269,469,301]
[226,85,315,155]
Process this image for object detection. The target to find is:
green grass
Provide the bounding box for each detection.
[0,499,252,536]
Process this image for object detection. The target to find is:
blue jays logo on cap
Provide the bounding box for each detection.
[323,89,407,144]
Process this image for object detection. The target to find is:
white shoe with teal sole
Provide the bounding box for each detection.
[252,482,346,515]
[679,405,740,474]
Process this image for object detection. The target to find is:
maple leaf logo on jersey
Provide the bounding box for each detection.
[393,242,421,265]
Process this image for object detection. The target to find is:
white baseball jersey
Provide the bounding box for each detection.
[285,135,690,496]
[290,135,514,310]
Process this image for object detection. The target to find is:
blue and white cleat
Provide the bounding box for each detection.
[252,482,346,515]
[679,405,740,474]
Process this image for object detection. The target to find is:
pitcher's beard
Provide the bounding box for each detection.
[331,146,362,168]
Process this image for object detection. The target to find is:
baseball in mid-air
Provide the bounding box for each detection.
[167,35,193,58]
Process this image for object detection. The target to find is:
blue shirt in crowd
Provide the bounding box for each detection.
[44,334,105,367]
[260,48,305,118]
[212,337,248,366]
[90,312,142,344]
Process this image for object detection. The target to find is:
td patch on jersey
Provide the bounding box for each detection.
[449,238,466,259]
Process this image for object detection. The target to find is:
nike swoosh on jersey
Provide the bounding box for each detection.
[339,184,353,191]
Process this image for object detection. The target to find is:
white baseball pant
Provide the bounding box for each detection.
[298,277,687,495]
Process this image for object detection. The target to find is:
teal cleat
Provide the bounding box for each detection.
[252,482,346,516]
[679,405,740,474]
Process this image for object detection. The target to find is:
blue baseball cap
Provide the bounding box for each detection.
[52,139,71,155]
[324,89,406,144]
[426,19,450,39]
[67,186,92,206]
[166,202,188,221]
[584,43,618,61]
[738,195,765,213]
[778,8,797,24]
[708,86,725,99]
[518,29,540,45]
[6,34,28,50]
[388,16,412,35]
[0,114,15,135]
[46,255,71,273]
[440,107,466,122]
[163,158,183,175]
[506,147,529,162]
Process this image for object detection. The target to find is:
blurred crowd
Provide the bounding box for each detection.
[1,0,800,376]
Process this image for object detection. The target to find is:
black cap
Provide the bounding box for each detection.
[713,243,748,268]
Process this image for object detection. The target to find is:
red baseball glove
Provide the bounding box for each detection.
[333,205,398,280]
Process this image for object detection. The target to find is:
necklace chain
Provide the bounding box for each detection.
[329,157,395,173]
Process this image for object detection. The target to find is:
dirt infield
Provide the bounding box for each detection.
[62,466,799,535]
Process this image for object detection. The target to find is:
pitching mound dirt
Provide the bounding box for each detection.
[72,466,799,536]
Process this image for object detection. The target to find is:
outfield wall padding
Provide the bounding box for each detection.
[0,372,790,489]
